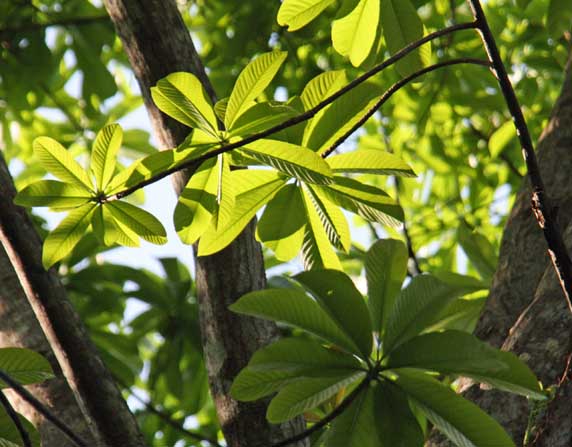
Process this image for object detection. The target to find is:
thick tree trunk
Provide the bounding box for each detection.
[0,156,145,447]
[103,1,307,445]
[428,54,572,446]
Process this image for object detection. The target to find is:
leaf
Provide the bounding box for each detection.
[0,406,40,447]
[174,159,218,245]
[15,180,92,209]
[328,149,415,177]
[294,269,372,358]
[42,203,96,268]
[301,186,342,270]
[547,0,572,39]
[34,136,93,192]
[106,201,167,245]
[332,0,380,67]
[380,0,427,77]
[151,72,218,136]
[387,331,543,399]
[277,0,336,31]
[230,288,363,354]
[231,338,362,401]
[91,204,120,246]
[0,348,53,388]
[267,371,365,422]
[317,176,403,227]
[198,171,286,256]
[214,97,228,122]
[305,185,350,252]
[383,275,474,354]
[301,70,346,112]
[225,51,288,128]
[240,139,333,184]
[91,123,122,192]
[256,184,306,261]
[213,154,235,230]
[457,221,497,282]
[365,239,408,335]
[229,101,299,137]
[488,121,517,158]
[392,370,516,447]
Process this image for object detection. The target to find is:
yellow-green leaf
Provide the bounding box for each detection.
[277,0,336,31]
[91,123,122,192]
[15,180,93,209]
[107,201,167,245]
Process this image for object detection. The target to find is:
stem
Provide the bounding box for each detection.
[0,370,88,447]
[109,21,478,201]
[0,389,32,447]
[271,378,371,447]
[467,0,572,313]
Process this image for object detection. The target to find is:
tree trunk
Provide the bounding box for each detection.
[103,1,307,445]
[0,155,145,447]
[428,52,572,447]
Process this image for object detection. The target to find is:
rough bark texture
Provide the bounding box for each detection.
[0,155,145,447]
[103,1,307,445]
[428,54,572,446]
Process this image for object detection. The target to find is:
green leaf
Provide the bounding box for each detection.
[383,275,473,354]
[213,154,235,230]
[366,239,408,335]
[0,406,40,447]
[267,371,365,422]
[317,176,403,227]
[304,185,350,252]
[225,51,287,129]
[174,158,218,245]
[214,97,228,122]
[392,370,516,447]
[91,123,122,192]
[301,186,343,270]
[34,137,93,192]
[0,348,53,388]
[489,121,517,158]
[106,201,167,245]
[15,180,92,209]
[387,331,543,399]
[198,171,286,255]
[151,72,218,136]
[229,101,298,137]
[91,204,120,247]
[547,0,572,39]
[295,269,372,358]
[380,0,427,77]
[256,184,306,261]
[230,288,362,354]
[328,149,415,177]
[332,0,380,67]
[277,0,336,31]
[457,221,497,282]
[43,203,96,268]
[301,70,346,112]
[240,139,333,184]
[231,338,362,401]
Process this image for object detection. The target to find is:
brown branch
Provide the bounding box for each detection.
[0,14,109,36]
[468,0,572,313]
[108,21,478,201]
[0,389,32,447]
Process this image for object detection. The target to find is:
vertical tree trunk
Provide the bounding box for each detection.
[103,1,307,445]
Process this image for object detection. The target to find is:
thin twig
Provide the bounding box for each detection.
[0,389,32,447]
[468,0,572,313]
[108,21,478,201]
[271,378,371,447]
[0,14,109,36]
[0,370,88,447]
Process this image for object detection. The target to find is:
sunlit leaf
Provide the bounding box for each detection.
[277,0,336,31]
[328,149,415,177]
[106,201,167,245]
[15,180,92,209]
[91,123,122,192]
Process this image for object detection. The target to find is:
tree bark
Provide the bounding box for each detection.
[428,53,572,447]
[103,1,307,445]
[0,155,145,447]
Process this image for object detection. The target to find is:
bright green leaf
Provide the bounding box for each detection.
[15,180,92,209]
[106,201,167,245]
[0,348,53,388]
[91,123,122,192]
[277,0,336,31]
[328,149,416,177]
[229,101,298,137]
[301,71,346,112]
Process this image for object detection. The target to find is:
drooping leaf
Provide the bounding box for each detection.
[231,338,363,401]
[225,51,288,129]
[295,269,372,358]
[332,0,380,67]
[256,184,306,261]
[240,139,333,184]
[366,239,408,335]
[106,201,167,245]
[42,203,97,268]
[151,72,218,136]
[277,0,336,31]
[392,370,516,447]
[328,149,415,177]
[230,288,362,354]
[0,348,53,388]
[267,371,365,422]
[34,137,93,192]
[387,331,543,399]
[91,123,122,192]
[15,180,92,209]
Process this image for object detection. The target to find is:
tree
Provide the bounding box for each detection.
[0,0,571,446]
